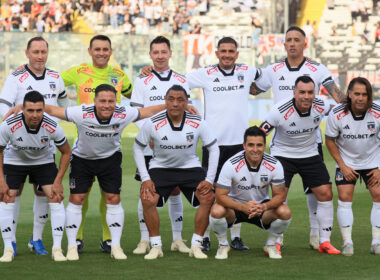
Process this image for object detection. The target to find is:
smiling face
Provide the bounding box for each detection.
[293,81,315,113]
[25,40,48,74]
[215,43,239,70]
[94,90,116,120]
[243,135,265,166]
[284,30,306,60]
[88,39,112,69]
[348,82,369,115]
[150,42,172,72]
[23,101,44,129]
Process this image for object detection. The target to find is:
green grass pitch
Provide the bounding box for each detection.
[1,122,379,280]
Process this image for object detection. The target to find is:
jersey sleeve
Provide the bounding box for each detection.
[0,74,18,117]
[130,77,144,108]
[186,68,205,90]
[64,105,83,124]
[120,71,133,97]
[199,120,217,147]
[123,106,140,123]
[317,64,334,87]
[254,65,272,92]
[60,66,78,87]
[57,75,67,99]
[51,124,67,147]
[0,122,10,148]
[135,120,152,148]
[271,161,285,186]
[260,106,280,134]
[325,110,340,139]
[216,161,233,190]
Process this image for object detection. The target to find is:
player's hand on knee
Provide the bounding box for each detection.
[340,164,358,182]
[367,169,380,188]
[0,181,10,202]
[141,180,155,201]
[197,180,212,195]
[52,182,64,202]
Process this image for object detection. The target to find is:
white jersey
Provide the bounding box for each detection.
[217,151,285,203]
[0,65,66,117]
[261,97,330,158]
[255,57,334,104]
[0,113,67,165]
[325,103,380,170]
[65,104,140,160]
[187,64,258,146]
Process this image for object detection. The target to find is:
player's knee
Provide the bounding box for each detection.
[210,203,226,219]
[69,194,86,205]
[314,185,333,201]
[141,196,158,209]
[105,193,120,204]
[276,204,291,220]
[199,191,215,206]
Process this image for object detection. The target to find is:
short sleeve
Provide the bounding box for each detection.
[130,77,144,108]
[199,120,217,147]
[271,161,285,186]
[60,66,77,87]
[65,105,83,123]
[186,68,205,90]
[135,120,152,148]
[325,111,340,139]
[216,161,233,190]
[254,66,272,92]
[52,124,67,147]
[0,122,10,148]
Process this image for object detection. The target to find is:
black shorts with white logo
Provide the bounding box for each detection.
[335,167,376,188]
[202,144,244,182]
[134,155,153,181]
[149,167,206,207]
[275,155,331,192]
[4,163,57,190]
[69,152,122,194]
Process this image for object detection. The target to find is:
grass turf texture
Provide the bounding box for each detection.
[1,121,379,280]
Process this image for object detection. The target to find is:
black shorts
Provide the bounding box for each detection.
[202,144,244,182]
[149,167,206,207]
[335,167,376,188]
[69,152,122,194]
[3,163,57,190]
[275,155,331,192]
[301,143,324,194]
[135,156,153,181]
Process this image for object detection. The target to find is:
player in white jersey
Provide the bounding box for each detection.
[0,36,68,256]
[130,36,191,255]
[260,76,341,255]
[210,126,291,259]
[0,91,70,262]
[325,77,380,256]
[251,26,345,250]
[133,85,219,260]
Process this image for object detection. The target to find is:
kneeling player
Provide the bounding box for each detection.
[210,126,291,259]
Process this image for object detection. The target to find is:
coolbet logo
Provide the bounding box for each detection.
[114,113,126,119]
[42,123,55,133]
[284,107,295,120]
[185,120,199,128]
[263,161,275,172]
[19,72,29,83]
[235,160,245,173]
[83,112,95,119]
[11,121,23,133]
[155,119,167,130]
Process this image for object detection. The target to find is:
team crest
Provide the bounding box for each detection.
[237,74,244,83]
[41,136,49,144]
[313,116,321,124]
[112,124,120,130]
[111,77,118,86]
[260,175,269,184]
[49,83,56,91]
[335,171,344,182]
[367,122,375,131]
[69,178,76,189]
[186,132,194,142]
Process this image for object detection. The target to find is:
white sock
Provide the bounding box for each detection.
[49,202,65,249]
[0,202,15,249]
[191,233,203,247]
[12,196,20,243]
[150,236,162,247]
[209,216,228,246]
[168,194,183,241]
[106,203,124,247]
[65,202,82,248]
[138,199,149,242]
[266,219,291,246]
[317,200,334,244]
[33,196,49,241]
[230,223,241,240]
[203,224,211,239]
[371,202,380,245]
[337,200,353,245]
[306,193,319,237]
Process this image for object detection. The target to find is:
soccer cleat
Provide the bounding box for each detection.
[230,237,249,250]
[76,239,84,254]
[189,245,208,259]
[100,239,112,254]
[144,246,163,260]
[370,243,380,255]
[52,248,67,262]
[171,239,191,253]
[318,241,341,255]
[66,246,79,261]
[12,241,17,256]
[28,237,48,255]
[110,246,127,260]
[0,248,14,262]
[215,245,230,260]
[133,240,150,254]
[309,235,319,250]
[263,245,282,259]
[342,243,354,256]
[201,237,210,252]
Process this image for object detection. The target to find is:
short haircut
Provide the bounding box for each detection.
[27,36,48,50]
[95,84,117,97]
[217,37,238,48]
[23,91,45,106]
[346,76,373,112]
[286,26,306,37]
[295,75,315,88]
[165,85,188,99]
[89,35,112,49]
[150,36,171,51]
[244,126,266,144]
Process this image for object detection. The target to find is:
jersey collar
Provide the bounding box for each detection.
[152,69,173,81]
[22,113,42,134]
[285,57,306,72]
[25,64,46,80]
[217,65,235,76]
[166,111,186,131]
[293,98,311,117]
[94,107,113,125]
[244,152,262,173]
[348,106,367,121]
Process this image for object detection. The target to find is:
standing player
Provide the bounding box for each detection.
[0,36,68,256]
[131,36,191,255]
[133,85,219,260]
[325,77,380,256]
[210,126,291,260]
[61,35,133,253]
[260,76,340,255]
[251,26,345,250]
[0,91,70,262]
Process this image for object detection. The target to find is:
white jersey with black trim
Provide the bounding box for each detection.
[187,64,259,146]
[65,104,140,160]
[261,97,330,158]
[0,112,67,165]
[217,151,285,203]
[255,57,334,104]
[325,103,380,170]
[0,65,66,117]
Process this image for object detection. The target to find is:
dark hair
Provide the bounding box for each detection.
[286,26,306,37]
[295,75,315,88]
[27,36,48,50]
[244,126,266,144]
[95,84,117,97]
[23,91,45,106]
[345,77,373,112]
[150,36,171,51]
[89,35,112,49]
[217,37,238,48]
[165,85,188,99]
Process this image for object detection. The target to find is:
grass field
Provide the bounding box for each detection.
[1,122,379,280]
